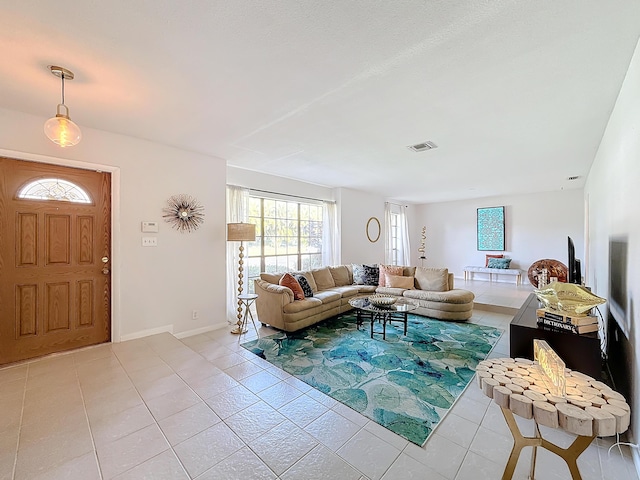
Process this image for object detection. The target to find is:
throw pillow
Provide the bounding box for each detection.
[386,274,415,289]
[379,264,404,286]
[362,264,380,286]
[329,266,351,286]
[294,274,313,298]
[414,267,449,292]
[279,273,305,300]
[352,264,366,285]
[485,254,504,267]
[488,257,512,269]
[312,267,336,290]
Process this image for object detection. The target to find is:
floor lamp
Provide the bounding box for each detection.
[227,222,256,334]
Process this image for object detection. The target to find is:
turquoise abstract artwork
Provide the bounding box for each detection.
[242,313,502,445]
[477,205,505,251]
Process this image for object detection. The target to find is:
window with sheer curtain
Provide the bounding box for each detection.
[245,195,324,292]
[385,202,411,266]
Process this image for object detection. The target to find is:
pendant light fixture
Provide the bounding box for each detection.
[44,65,82,147]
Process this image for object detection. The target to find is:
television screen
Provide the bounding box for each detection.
[567,236,576,284]
[609,237,628,336]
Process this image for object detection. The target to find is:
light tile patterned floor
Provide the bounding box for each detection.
[0,281,637,479]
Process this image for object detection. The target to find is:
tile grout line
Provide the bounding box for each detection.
[112,337,195,479]
[11,364,28,480]
[74,352,105,480]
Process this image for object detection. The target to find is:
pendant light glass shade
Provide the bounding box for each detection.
[44,104,82,147]
[44,66,82,147]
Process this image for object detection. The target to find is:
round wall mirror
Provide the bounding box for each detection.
[366,217,381,243]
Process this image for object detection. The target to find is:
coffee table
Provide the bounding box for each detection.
[348,297,416,340]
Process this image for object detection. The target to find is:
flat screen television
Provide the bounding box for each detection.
[567,236,581,284]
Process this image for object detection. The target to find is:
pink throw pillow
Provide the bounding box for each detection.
[379,264,404,286]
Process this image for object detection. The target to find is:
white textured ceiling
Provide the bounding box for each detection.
[1,1,639,203]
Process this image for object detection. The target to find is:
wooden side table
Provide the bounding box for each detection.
[477,357,630,480]
[234,293,259,338]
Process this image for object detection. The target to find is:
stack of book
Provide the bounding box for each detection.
[536,309,599,334]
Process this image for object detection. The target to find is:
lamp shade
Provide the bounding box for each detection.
[227,223,255,242]
[44,105,82,147]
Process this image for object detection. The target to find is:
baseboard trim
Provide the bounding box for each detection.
[119,324,173,342]
[174,322,227,339]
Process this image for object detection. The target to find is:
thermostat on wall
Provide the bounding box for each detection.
[141,221,159,233]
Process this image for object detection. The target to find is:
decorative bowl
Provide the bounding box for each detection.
[368,294,397,307]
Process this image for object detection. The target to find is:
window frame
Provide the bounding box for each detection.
[245,194,324,292]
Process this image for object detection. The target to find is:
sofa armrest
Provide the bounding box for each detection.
[254,279,294,330]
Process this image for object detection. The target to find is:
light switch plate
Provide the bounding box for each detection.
[142,237,158,247]
[142,221,159,233]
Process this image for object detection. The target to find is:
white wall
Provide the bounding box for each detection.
[585,36,640,468]
[336,188,386,265]
[227,166,334,201]
[0,108,227,340]
[412,190,584,283]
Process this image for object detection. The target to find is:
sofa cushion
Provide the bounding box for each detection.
[330,286,360,298]
[376,286,408,296]
[313,290,342,303]
[403,266,416,277]
[414,267,449,292]
[261,272,283,284]
[312,267,335,290]
[403,288,474,304]
[279,273,305,300]
[283,297,322,313]
[358,285,378,293]
[379,264,404,286]
[362,265,379,286]
[329,266,351,286]
[352,264,366,285]
[294,274,314,298]
[386,274,415,289]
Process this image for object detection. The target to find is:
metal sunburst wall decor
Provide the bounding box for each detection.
[162,194,205,233]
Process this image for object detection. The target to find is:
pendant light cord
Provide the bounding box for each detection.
[61,73,65,105]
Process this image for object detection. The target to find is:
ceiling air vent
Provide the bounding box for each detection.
[567,176,580,181]
[407,141,438,152]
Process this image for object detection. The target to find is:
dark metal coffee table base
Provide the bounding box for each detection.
[355,308,409,340]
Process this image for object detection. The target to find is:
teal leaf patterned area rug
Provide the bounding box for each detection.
[241,313,502,446]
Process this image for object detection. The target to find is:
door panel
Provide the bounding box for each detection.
[0,157,111,365]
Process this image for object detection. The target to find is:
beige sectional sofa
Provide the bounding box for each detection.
[254,265,474,332]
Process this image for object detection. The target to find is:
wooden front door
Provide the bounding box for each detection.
[0,157,111,365]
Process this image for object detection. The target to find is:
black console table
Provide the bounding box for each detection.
[509,293,603,379]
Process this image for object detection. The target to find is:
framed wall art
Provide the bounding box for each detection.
[477,206,505,251]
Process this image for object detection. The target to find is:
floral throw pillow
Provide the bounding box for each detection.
[294,274,314,298]
[352,264,366,285]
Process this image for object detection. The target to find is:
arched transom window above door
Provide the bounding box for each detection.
[17,178,92,204]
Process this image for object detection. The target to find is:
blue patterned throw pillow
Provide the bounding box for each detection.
[487,257,512,269]
[362,264,380,286]
[294,274,313,297]
[352,264,366,285]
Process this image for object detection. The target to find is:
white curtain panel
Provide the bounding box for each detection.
[384,202,393,264]
[399,206,411,266]
[226,185,250,324]
[322,200,339,266]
